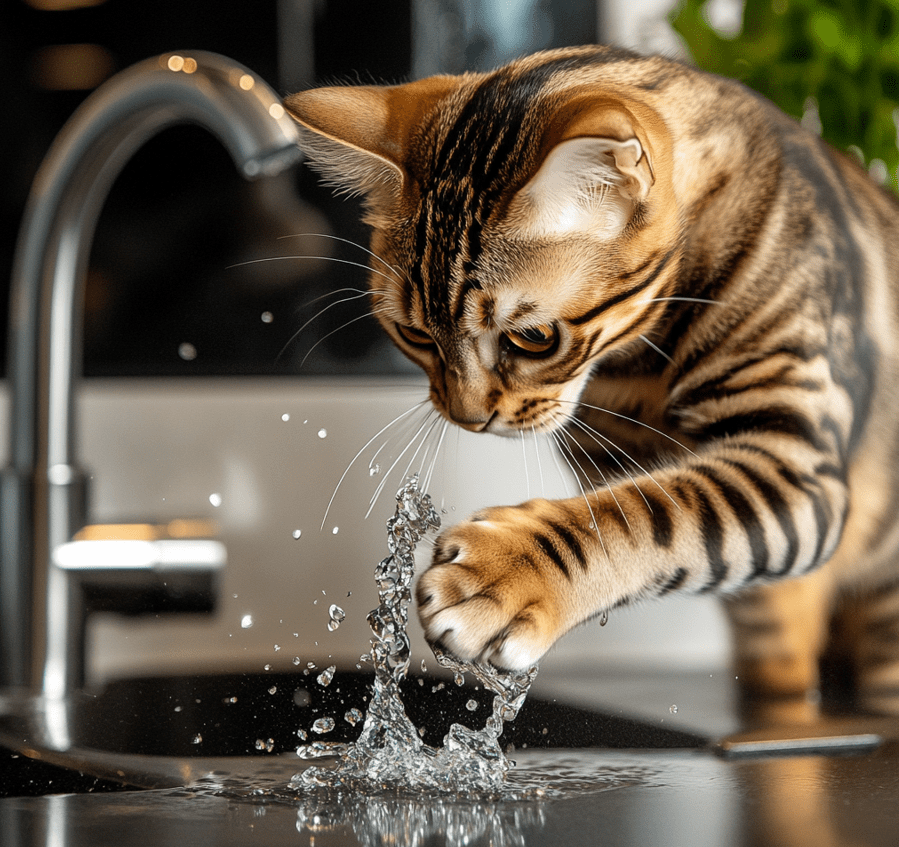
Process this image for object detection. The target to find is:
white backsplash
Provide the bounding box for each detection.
[0,378,729,685]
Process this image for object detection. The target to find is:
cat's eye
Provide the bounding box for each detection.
[505,323,558,356]
[396,323,435,349]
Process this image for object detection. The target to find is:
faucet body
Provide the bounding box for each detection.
[1,52,301,699]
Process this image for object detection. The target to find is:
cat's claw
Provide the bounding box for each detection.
[416,506,566,670]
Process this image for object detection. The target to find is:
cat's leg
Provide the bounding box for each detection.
[845,577,899,714]
[723,572,835,699]
[722,571,837,724]
[416,429,850,671]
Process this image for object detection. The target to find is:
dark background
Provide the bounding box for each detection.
[0,0,595,377]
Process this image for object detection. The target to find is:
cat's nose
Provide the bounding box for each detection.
[449,412,495,432]
[443,367,496,431]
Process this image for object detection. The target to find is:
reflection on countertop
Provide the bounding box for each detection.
[2,665,899,846]
[2,743,899,846]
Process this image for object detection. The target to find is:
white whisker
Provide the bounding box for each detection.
[368,407,429,475]
[229,254,402,288]
[531,426,546,497]
[300,286,368,310]
[638,334,678,369]
[423,420,449,493]
[279,232,409,285]
[286,290,370,352]
[558,427,630,531]
[366,411,437,518]
[320,400,429,530]
[520,430,530,500]
[294,306,392,367]
[556,399,697,457]
[550,431,607,556]
[566,416,653,514]
[402,415,442,488]
[567,416,681,511]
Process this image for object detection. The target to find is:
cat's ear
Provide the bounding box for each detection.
[506,103,656,240]
[284,78,459,212]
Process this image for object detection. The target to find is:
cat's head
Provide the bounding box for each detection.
[285,48,679,436]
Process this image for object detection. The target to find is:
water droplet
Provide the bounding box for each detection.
[223,696,237,704]
[255,738,275,752]
[318,428,327,439]
[178,342,197,361]
[261,311,274,324]
[281,412,290,422]
[296,729,307,740]
[268,686,277,695]
[312,717,335,734]
[307,662,317,670]
[669,704,678,714]
[292,656,301,666]
[264,664,271,671]
[420,659,427,673]
[327,604,346,632]
[293,688,311,707]
[466,699,478,712]
[191,734,202,745]
[344,708,363,726]
[240,614,253,629]
[599,610,609,627]
[209,492,222,508]
[331,526,339,535]
[292,529,302,540]
[274,644,281,651]
[369,464,381,477]
[454,672,465,687]
[316,665,336,687]
[173,706,183,713]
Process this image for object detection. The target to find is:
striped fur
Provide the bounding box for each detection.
[286,46,899,709]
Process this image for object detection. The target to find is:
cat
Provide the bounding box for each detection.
[285,45,899,712]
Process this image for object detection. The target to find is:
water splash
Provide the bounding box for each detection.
[291,475,538,794]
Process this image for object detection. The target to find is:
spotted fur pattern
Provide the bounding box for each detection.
[286,46,899,710]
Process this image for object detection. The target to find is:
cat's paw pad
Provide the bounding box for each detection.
[416,506,564,670]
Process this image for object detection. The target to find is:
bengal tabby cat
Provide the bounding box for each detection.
[285,46,899,711]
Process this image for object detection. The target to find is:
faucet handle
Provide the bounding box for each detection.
[54,525,225,616]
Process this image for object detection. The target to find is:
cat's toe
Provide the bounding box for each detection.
[416,562,554,670]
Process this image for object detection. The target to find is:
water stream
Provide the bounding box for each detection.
[290,475,539,794]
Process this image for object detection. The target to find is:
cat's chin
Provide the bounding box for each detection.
[472,418,562,439]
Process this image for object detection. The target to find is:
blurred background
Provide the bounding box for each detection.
[0,0,896,686]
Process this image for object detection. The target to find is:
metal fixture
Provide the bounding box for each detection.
[1,52,301,699]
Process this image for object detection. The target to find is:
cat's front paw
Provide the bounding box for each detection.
[415,504,571,670]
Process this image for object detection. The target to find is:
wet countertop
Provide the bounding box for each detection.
[2,667,898,846]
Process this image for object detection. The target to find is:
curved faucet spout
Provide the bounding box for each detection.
[1,52,301,698]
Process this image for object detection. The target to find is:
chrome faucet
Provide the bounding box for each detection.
[1,52,301,700]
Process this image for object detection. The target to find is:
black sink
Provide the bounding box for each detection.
[0,669,706,796]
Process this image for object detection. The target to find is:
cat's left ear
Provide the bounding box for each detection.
[506,101,657,240]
